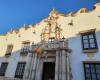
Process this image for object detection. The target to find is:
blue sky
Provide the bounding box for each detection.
[0,0,100,34]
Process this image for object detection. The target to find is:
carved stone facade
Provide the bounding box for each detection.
[0,2,100,80]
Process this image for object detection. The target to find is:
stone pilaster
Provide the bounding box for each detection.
[31,54,38,80]
[38,60,43,80]
[23,53,33,80]
[55,51,59,80]
[66,52,71,80]
[55,49,71,80]
[61,50,67,80]
[59,51,62,80]
[35,57,40,80]
[36,58,42,80]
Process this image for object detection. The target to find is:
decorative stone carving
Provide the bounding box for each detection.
[49,8,58,19]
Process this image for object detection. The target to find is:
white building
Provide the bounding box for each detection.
[0,2,100,80]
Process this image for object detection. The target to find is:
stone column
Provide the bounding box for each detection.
[23,53,33,80]
[66,52,71,80]
[38,60,43,80]
[61,50,67,80]
[36,58,42,80]
[59,51,62,80]
[55,51,59,80]
[28,54,35,80]
[35,57,40,80]
[31,54,38,80]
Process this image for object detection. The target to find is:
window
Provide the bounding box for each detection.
[20,41,30,55]
[15,62,26,78]
[5,44,13,56]
[49,37,55,42]
[21,43,29,52]
[81,32,98,50]
[84,63,100,80]
[0,62,8,76]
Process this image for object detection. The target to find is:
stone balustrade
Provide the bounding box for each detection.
[32,39,68,51]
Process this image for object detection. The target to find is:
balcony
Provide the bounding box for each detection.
[44,40,68,51]
[32,39,68,52]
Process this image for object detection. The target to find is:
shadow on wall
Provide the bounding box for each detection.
[0,45,33,80]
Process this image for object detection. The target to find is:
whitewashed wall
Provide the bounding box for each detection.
[0,2,100,80]
[68,31,100,80]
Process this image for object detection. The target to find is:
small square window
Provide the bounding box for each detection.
[81,31,98,51]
